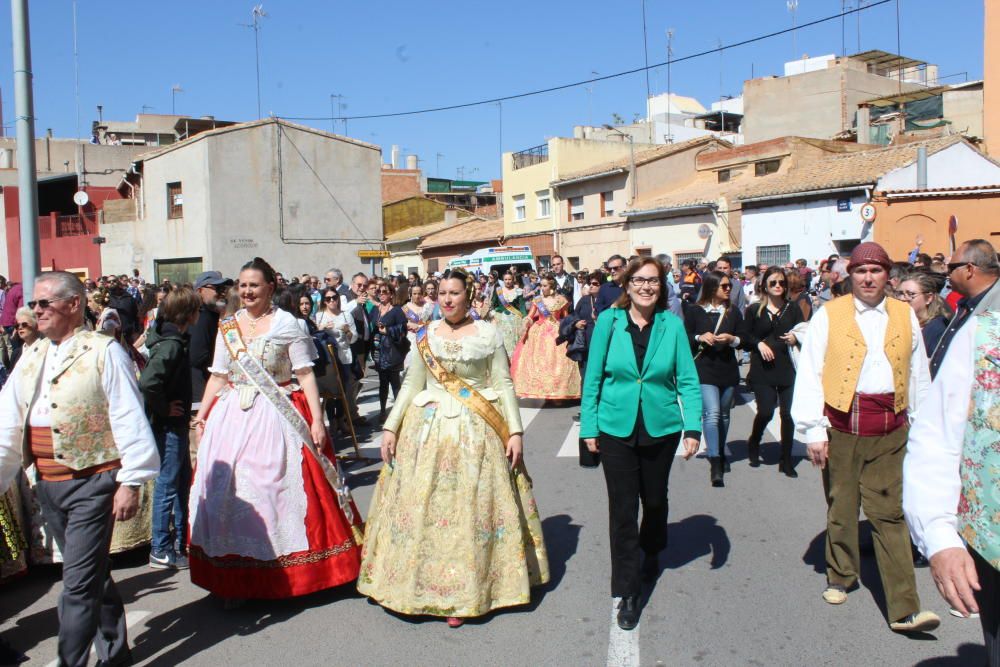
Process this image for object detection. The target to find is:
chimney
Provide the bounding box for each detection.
[916,146,928,189]
[391,144,400,169]
[444,207,458,226]
[857,106,871,144]
[406,154,418,170]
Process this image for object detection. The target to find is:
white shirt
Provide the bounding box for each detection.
[791,297,929,443]
[315,310,358,364]
[903,320,975,559]
[0,335,160,493]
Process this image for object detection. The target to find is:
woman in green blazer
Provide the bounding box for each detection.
[580,257,702,631]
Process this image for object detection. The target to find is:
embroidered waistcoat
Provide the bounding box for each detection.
[958,312,1000,570]
[15,330,117,471]
[821,295,912,413]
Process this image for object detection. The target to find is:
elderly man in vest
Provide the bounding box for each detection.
[791,242,939,633]
[904,311,1000,663]
[0,271,159,667]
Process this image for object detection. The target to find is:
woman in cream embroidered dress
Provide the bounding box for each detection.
[489,271,527,358]
[189,258,362,601]
[510,276,581,400]
[359,269,549,628]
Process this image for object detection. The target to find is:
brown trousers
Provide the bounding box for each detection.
[822,426,920,622]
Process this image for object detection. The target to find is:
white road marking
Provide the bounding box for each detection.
[607,597,640,667]
[556,422,579,457]
[520,407,542,431]
[46,610,151,667]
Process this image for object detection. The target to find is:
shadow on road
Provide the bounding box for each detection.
[131,583,360,666]
[913,642,987,665]
[663,514,730,570]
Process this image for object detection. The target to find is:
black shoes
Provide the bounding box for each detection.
[747,439,761,467]
[709,457,725,487]
[720,452,731,473]
[779,443,798,478]
[617,595,640,631]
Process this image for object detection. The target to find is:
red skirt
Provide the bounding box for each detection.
[189,391,362,599]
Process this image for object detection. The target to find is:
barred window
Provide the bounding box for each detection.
[756,244,790,267]
[167,182,183,219]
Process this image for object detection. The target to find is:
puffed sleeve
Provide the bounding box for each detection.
[289,333,319,371]
[207,330,230,376]
[382,340,427,434]
[489,327,523,435]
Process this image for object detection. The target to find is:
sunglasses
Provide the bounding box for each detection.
[324,296,339,302]
[946,262,970,274]
[28,296,72,309]
[719,283,733,290]
[589,281,602,287]
[608,265,624,272]
[767,280,787,287]
[15,322,31,329]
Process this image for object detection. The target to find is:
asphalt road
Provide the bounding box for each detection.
[0,378,986,667]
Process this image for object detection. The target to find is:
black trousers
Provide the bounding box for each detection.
[378,368,401,412]
[749,383,794,447]
[600,432,681,598]
[35,471,129,667]
[972,547,1000,667]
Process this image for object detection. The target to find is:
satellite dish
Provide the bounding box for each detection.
[698,224,712,240]
[73,190,89,207]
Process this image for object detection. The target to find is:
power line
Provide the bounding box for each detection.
[279,0,893,123]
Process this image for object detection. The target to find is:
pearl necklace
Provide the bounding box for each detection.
[244,306,274,337]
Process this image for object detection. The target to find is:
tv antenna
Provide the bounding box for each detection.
[240,5,268,119]
[787,0,799,59]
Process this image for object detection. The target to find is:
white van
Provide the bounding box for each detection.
[446,246,537,276]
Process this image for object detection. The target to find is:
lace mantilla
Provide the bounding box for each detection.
[427,320,502,361]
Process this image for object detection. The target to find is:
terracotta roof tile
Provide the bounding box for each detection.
[554,136,731,184]
[419,218,504,249]
[736,135,965,201]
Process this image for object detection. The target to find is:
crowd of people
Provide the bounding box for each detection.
[0,234,995,665]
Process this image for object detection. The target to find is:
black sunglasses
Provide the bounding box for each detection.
[589,281,602,286]
[324,296,339,302]
[28,296,72,309]
[767,280,787,287]
[719,283,733,290]
[946,262,970,274]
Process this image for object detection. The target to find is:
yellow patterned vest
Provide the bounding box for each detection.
[821,295,912,414]
[15,330,118,471]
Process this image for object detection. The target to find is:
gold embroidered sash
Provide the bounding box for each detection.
[219,316,362,542]
[496,291,523,319]
[415,327,510,444]
[533,296,563,325]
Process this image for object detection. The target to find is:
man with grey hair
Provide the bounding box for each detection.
[325,268,351,298]
[0,271,159,666]
[928,238,1000,379]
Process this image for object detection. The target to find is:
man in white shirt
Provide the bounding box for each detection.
[792,242,940,634]
[0,271,159,667]
[549,255,575,303]
[904,311,999,662]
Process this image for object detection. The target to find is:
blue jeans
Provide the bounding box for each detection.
[700,384,736,458]
[151,425,192,555]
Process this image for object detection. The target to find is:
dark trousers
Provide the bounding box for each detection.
[749,383,794,447]
[600,433,681,598]
[378,369,401,413]
[152,424,192,555]
[35,471,129,667]
[972,547,999,667]
[822,426,919,622]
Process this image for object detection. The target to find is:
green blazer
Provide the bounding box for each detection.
[581,307,703,440]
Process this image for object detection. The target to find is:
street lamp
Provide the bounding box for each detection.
[603,124,636,204]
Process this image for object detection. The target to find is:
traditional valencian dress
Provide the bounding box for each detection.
[510,295,581,400]
[188,308,363,599]
[490,287,527,358]
[358,320,549,618]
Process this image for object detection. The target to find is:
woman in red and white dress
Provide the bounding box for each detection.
[189,257,362,601]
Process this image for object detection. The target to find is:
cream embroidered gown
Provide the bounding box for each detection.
[358,320,549,617]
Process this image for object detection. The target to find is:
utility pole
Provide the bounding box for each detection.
[11,0,40,292]
[787,0,799,60]
[72,0,80,140]
[241,5,268,119]
[641,0,651,101]
[171,85,183,115]
[436,152,444,177]
[666,29,674,143]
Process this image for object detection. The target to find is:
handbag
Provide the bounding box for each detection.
[693,306,727,360]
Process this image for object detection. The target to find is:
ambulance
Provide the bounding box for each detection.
[445,246,537,276]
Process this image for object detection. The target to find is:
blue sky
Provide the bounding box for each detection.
[0,1,984,181]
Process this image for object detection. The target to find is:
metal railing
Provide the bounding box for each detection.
[511,144,549,170]
[38,212,98,240]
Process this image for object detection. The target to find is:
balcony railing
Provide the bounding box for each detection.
[511,144,549,170]
[38,212,98,240]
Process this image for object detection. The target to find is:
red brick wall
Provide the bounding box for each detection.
[382,170,422,203]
